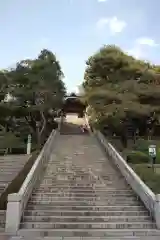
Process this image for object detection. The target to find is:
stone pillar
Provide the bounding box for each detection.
[5,193,22,234]
[154,194,160,229]
[27,134,32,155]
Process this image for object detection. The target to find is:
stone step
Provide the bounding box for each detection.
[24,210,149,217]
[0,214,5,223]
[0,174,18,178]
[42,170,120,174]
[0,162,25,165]
[11,236,160,240]
[0,158,25,161]
[46,168,113,171]
[41,176,123,181]
[29,196,138,202]
[49,158,90,163]
[40,179,101,184]
[42,174,124,179]
[42,173,97,176]
[16,228,160,237]
[0,178,17,182]
[0,159,24,161]
[0,170,24,173]
[44,170,117,174]
[0,165,26,168]
[0,172,20,175]
[0,166,25,169]
[44,166,116,170]
[0,168,26,171]
[45,164,94,167]
[31,192,135,197]
[0,211,5,215]
[0,159,25,162]
[0,154,27,158]
[33,189,133,194]
[0,186,6,191]
[44,168,121,172]
[42,176,122,181]
[38,183,98,187]
[44,168,115,173]
[0,165,24,167]
[0,162,27,166]
[23,215,151,222]
[0,173,21,176]
[0,183,11,186]
[0,183,6,186]
[0,169,25,172]
[44,166,114,169]
[28,199,141,206]
[0,180,10,183]
[0,172,22,176]
[37,184,127,189]
[35,188,110,192]
[43,175,120,180]
[39,182,127,187]
[0,223,5,228]
[0,176,17,179]
[26,205,145,211]
[40,178,120,183]
[20,221,156,229]
[0,160,25,163]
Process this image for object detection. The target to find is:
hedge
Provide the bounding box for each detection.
[132,164,160,194]
[0,150,39,209]
[126,150,150,164]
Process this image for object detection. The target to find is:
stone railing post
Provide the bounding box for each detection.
[58,116,63,131]
[95,130,157,222]
[154,194,160,229]
[5,193,21,234]
[27,134,32,155]
[5,127,59,234]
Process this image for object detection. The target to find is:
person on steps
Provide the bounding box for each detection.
[80,123,88,133]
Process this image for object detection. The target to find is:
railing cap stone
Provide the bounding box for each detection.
[8,193,22,202]
[155,194,160,202]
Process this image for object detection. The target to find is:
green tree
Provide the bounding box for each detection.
[83,45,160,147]
[0,49,66,152]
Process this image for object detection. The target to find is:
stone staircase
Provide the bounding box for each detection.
[0,210,5,233]
[0,154,30,233]
[16,118,160,239]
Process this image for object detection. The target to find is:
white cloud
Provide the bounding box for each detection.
[136,37,158,47]
[96,18,109,28]
[96,16,126,34]
[98,0,107,2]
[127,37,159,60]
[127,46,143,59]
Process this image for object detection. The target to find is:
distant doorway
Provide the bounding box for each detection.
[62,95,86,116]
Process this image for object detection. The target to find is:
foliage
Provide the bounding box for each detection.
[132,165,160,194]
[132,138,160,163]
[83,44,160,146]
[0,49,66,153]
[126,150,149,164]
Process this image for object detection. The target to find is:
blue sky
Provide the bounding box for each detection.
[0,0,160,92]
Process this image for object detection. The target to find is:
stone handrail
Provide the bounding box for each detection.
[5,122,61,234]
[94,129,160,229]
[84,114,93,134]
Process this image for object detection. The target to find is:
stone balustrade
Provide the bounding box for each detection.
[5,120,61,234]
[94,129,160,229]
